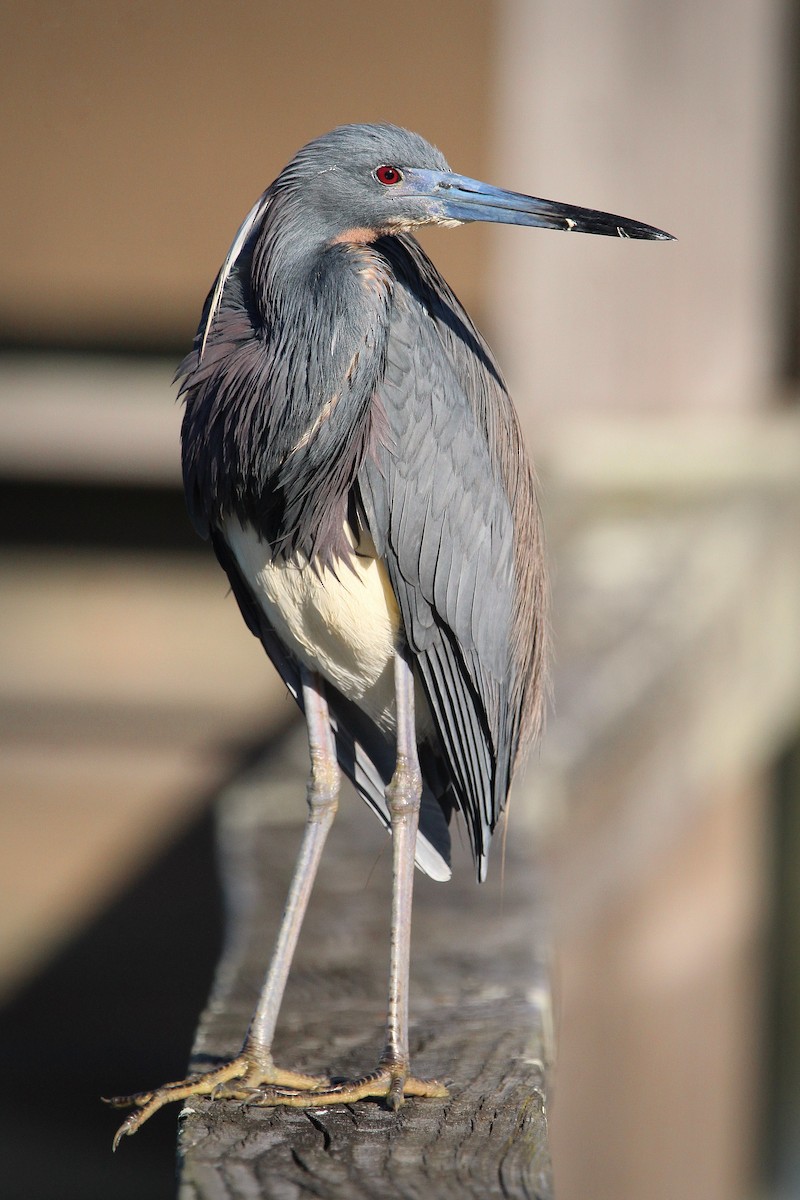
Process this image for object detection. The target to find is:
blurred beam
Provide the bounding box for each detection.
[0,548,294,1001]
[0,357,180,483]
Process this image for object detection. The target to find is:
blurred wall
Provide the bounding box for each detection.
[488,0,789,413]
[0,0,494,349]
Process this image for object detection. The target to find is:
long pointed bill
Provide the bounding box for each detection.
[403,169,673,241]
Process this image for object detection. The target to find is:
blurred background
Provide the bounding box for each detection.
[1,1,799,1197]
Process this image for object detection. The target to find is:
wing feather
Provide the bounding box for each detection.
[358,251,535,875]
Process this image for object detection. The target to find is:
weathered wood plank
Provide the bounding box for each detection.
[177,731,553,1199]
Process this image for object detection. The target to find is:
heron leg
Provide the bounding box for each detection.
[108,669,340,1147]
[381,645,430,1106]
[243,667,340,1058]
[246,649,447,1110]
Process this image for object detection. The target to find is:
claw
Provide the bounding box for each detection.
[112,1108,149,1151]
[106,1053,332,1146]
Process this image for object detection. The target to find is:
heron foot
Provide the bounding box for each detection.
[105,1052,330,1149]
[245,1062,448,1110]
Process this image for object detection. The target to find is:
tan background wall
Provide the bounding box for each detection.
[0,0,494,348]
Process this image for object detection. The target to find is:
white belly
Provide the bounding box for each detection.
[224,518,402,731]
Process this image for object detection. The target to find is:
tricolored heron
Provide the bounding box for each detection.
[110,124,671,1144]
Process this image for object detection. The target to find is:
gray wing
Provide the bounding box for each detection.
[358,243,528,880]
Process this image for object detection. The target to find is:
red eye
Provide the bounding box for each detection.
[375,164,403,186]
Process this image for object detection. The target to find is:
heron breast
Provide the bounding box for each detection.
[223,518,402,730]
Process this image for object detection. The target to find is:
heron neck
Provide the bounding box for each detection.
[181,234,394,566]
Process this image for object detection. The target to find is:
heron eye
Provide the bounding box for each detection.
[375,165,403,186]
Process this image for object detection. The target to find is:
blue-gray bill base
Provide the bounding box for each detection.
[108,123,672,1146]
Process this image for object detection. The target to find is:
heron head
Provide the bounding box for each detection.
[278,123,454,241]
[280,122,673,244]
[198,124,671,360]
